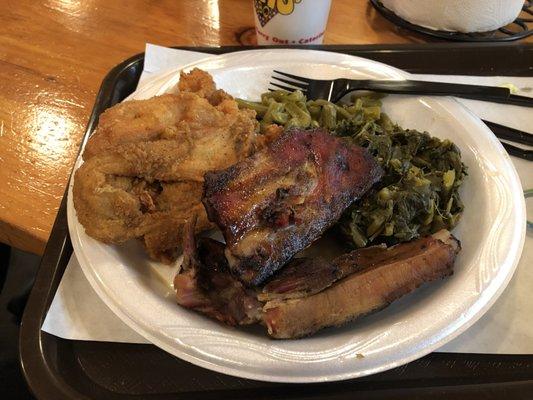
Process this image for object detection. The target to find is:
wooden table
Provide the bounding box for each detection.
[0,0,529,255]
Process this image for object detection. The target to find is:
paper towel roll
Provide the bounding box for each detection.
[381,0,524,32]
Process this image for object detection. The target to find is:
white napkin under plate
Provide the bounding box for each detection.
[42,44,533,353]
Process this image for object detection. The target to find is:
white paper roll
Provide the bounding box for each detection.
[381,0,524,33]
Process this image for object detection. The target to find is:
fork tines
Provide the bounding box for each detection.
[273,70,312,83]
[270,70,310,93]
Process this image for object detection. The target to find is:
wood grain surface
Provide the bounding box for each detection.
[0,0,529,255]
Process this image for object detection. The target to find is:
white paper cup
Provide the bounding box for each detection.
[253,0,332,45]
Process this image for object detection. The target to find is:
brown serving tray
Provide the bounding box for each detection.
[20,43,533,400]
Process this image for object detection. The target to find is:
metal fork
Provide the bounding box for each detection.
[270,70,533,107]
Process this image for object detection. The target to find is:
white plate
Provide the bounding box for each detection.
[67,49,525,383]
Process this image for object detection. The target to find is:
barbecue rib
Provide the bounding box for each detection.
[174,218,262,326]
[203,128,383,286]
[174,226,460,339]
[263,230,460,339]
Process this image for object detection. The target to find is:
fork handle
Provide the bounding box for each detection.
[346,80,513,103]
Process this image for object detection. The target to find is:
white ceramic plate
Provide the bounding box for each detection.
[67,49,525,383]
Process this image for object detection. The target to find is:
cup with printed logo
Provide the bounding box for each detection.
[253,0,332,46]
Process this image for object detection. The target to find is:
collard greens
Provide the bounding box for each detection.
[335,114,466,248]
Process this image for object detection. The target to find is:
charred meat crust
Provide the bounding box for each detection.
[202,128,383,286]
[174,228,460,339]
[174,226,262,326]
[259,255,363,302]
[263,232,460,339]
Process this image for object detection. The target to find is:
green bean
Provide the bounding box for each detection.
[319,104,337,130]
[286,90,305,103]
[271,109,289,124]
[261,90,288,104]
[307,104,321,120]
[361,97,383,108]
[236,99,268,118]
[363,106,381,120]
[238,91,387,134]
[263,100,284,125]
[284,101,311,128]
[334,105,354,121]
[309,99,333,107]
[294,100,308,112]
[379,114,394,132]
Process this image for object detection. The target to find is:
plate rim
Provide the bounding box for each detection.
[68,48,526,383]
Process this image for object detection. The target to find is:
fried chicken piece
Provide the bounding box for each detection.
[73,69,260,262]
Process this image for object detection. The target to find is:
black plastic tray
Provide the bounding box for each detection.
[20,43,533,400]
